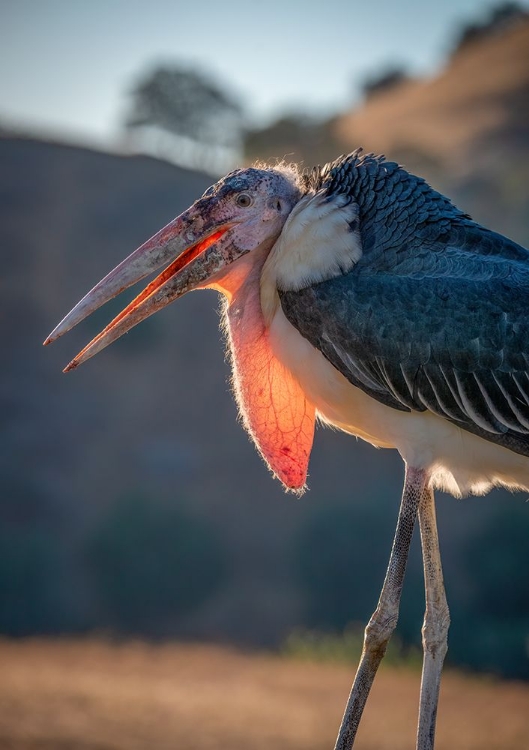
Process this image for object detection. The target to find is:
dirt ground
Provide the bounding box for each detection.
[0,639,527,750]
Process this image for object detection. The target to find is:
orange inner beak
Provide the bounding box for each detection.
[94,227,231,336]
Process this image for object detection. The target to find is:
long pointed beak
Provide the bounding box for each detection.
[44,208,237,371]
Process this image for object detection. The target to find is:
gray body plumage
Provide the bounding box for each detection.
[280,151,529,458]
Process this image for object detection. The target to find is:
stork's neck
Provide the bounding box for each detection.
[206,243,315,491]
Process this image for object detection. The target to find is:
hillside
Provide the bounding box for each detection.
[335,18,529,174]
[336,17,529,243]
[246,17,529,248]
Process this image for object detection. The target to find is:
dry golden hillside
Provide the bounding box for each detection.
[334,18,529,178]
[0,639,528,750]
[246,17,529,244]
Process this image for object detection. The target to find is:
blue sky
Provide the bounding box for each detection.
[2,0,528,144]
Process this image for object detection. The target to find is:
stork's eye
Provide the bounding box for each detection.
[236,193,253,208]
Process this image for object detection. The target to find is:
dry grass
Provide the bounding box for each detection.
[0,638,527,750]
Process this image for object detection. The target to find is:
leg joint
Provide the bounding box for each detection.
[422,604,450,659]
[364,608,398,655]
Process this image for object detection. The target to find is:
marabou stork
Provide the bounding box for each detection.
[45,150,529,750]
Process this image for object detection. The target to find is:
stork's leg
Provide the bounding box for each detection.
[416,484,450,750]
[334,465,428,750]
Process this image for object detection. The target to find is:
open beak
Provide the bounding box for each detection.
[43,203,238,371]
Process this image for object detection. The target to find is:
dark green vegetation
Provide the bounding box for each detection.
[296,500,529,679]
[86,495,227,632]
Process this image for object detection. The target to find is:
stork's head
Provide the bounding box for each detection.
[44,165,302,368]
[44,154,370,490]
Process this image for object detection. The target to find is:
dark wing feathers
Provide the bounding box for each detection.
[279,236,529,457]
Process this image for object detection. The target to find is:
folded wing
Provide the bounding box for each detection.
[279,224,529,457]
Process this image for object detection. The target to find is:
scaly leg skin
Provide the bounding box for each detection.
[416,484,450,750]
[334,465,429,750]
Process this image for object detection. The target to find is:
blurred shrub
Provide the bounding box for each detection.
[284,625,421,669]
[244,114,342,168]
[85,494,228,632]
[453,2,527,54]
[362,67,410,100]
